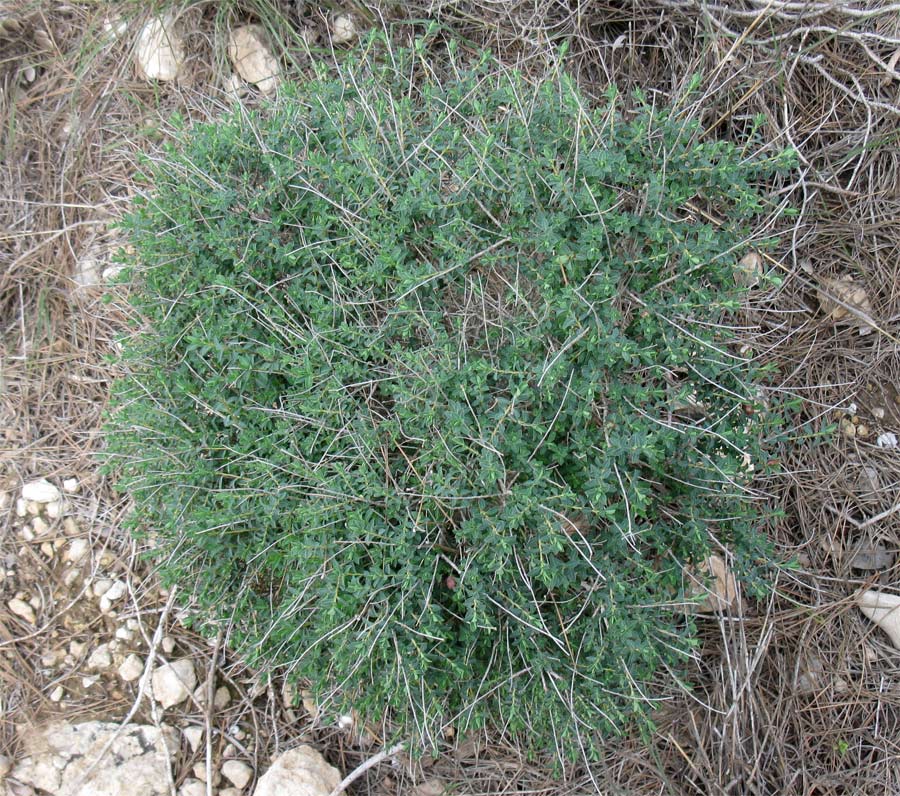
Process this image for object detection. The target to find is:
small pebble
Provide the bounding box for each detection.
[877,432,898,448]
[220,789,243,796]
[331,13,357,44]
[214,685,231,709]
[182,726,203,753]
[26,501,40,515]
[82,675,101,688]
[93,579,113,598]
[152,659,197,708]
[87,643,113,670]
[63,478,80,493]
[32,516,49,535]
[20,526,35,542]
[192,762,221,785]
[161,636,175,654]
[63,569,80,587]
[15,498,27,517]
[65,538,90,564]
[118,653,144,682]
[28,595,40,610]
[8,598,36,625]
[49,685,64,702]
[41,649,64,668]
[100,580,128,614]
[40,542,54,559]
[69,640,87,657]
[178,780,206,796]
[873,407,886,420]
[221,760,254,790]
[22,479,60,503]
[63,517,79,536]
[115,627,134,641]
[105,580,127,602]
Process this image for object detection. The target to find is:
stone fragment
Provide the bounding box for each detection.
[222,759,253,789]
[69,640,88,658]
[31,516,49,536]
[252,745,340,796]
[8,598,36,625]
[118,653,144,682]
[22,479,60,503]
[87,643,113,670]
[817,274,874,335]
[41,649,65,668]
[182,726,203,754]
[214,685,231,709]
[152,660,197,708]
[65,538,90,564]
[858,589,900,649]
[100,580,127,613]
[227,25,280,94]
[331,13,357,44]
[178,779,206,796]
[135,13,184,82]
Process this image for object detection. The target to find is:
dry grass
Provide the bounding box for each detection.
[2,0,900,794]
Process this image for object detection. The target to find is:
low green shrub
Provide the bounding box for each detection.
[106,35,793,759]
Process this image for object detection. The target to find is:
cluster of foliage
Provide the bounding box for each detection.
[106,35,793,759]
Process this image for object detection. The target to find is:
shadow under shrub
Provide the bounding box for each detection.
[106,35,794,760]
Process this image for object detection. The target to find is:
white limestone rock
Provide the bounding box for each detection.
[10,721,178,796]
[252,745,340,796]
[152,659,197,708]
[227,25,280,94]
[135,13,184,82]
[858,589,900,649]
[222,759,253,789]
[22,479,60,504]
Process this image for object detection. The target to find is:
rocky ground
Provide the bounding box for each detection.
[0,477,356,796]
[0,480,471,793]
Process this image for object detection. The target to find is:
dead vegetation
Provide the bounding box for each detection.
[2,1,900,794]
